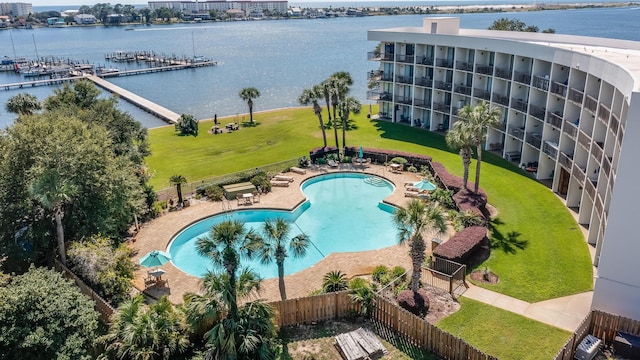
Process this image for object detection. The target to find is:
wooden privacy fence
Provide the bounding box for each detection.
[54,259,115,324]
[270,291,497,360]
[553,309,640,360]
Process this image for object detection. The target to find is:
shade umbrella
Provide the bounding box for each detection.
[359,146,364,159]
[140,250,172,268]
[413,180,437,191]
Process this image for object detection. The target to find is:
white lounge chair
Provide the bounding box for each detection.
[270,180,290,187]
[274,175,294,182]
[290,166,306,175]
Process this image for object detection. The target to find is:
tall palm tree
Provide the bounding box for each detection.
[255,217,309,300]
[239,87,260,124]
[446,110,475,190]
[30,169,77,265]
[337,96,361,150]
[298,86,328,149]
[196,220,259,320]
[322,270,348,293]
[169,175,187,206]
[328,72,354,149]
[457,102,502,193]
[393,199,447,292]
[320,80,333,124]
[6,93,41,116]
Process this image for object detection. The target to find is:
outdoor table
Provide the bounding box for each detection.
[242,193,254,205]
[148,268,166,281]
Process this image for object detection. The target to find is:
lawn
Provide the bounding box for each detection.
[147,106,593,302]
[437,298,571,360]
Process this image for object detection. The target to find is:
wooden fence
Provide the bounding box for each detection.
[271,291,497,360]
[553,309,640,360]
[54,259,115,324]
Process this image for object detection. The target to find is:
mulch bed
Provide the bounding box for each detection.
[470,270,500,284]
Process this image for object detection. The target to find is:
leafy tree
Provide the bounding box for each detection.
[254,217,309,300]
[98,295,191,360]
[446,113,475,190]
[5,92,41,116]
[298,86,328,148]
[322,270,348,293]
[239,87,261,124]
[175,113,199,136]
[337,95,361,150]
[393,199,447,292]
[169,174,188,206]
[488,17,555,33]
[0,267,99,360]
[349,282,375,317]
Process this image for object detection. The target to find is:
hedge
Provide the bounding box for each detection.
[433,226,488,264]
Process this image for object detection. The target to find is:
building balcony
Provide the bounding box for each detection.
[542,140,558,158]
[514,71,531,84]
[474,88,491,101]
[414,98,431,109]
[395,75,413,84]
[563,120,578,138]
[610,113,619,134]
[592,141,604,162]
[508,126,525,140]
[585,179,596,200]
[598,103,610,124]
[415,77,432,88]
[495,67,512,80]
[532,75,550,91]
[395,95,412,105]
[568,87,584,104]
[396,54,415,63]
[493,93,509,106]
[417,56,433,65]
[380,74,394,82]
[433,102,451,113]
[476,64,494,75]
[454,84,472,96]
[455,61,473,71]
[546,111,563,129]
[602,155,611,175]
[573,163,586,185]
[435,58,453,68]
[578,130,591,150]
[550,81,568,97]
[511,97,528,113]
[367,52,394,61]
[559,151,573,169]
[585,95,598,114]
[368,70,383,81]
[434,81,452,91]
[529,104,546,121]
[525,132,542,149]
[494,122,506,132]
[595,195,604,217]
[366,90,392,101]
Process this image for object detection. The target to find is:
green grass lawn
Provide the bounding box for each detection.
[437,298,571,360]
[147,106,593,302]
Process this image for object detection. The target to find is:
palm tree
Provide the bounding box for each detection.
[6,93,41,116]
[322,270,348,293]
[196,220,259,320]
[298,86,328,149]
[239,87,260,124]
[337,96,361,150]
[255,217,309,300]
[457,102,502,193]
[328,72,354,149]
[30,169,77,265]
[169,175,187,206]
[393,199,447,292]
[445,111,475,190]
[320,80,333,124]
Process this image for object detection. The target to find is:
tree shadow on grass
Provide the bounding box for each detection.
[240,121,260,127]
[488,217,529,255]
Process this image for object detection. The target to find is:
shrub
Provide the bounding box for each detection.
[151,201,166,217]
[397,289,430,317]
[250,173,271,193]
[433,226,488,264]
[391,266,407,281]
[430,188,456,209]
[174,113,199,136]
[390,157,408,169]
[407,165,418,173]
[322,270,348,293]
[349,277,368,290]
[205,185,224,201]
[371,265,388,283]
[452,209,485,231]
[341,156,352,163]
[315,157,328,165]
[299,156,310,168]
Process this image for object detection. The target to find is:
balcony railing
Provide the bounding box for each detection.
[366,91,392,101]
[532,75,550,91]
[380,74,394,82]
[495,67,512,80]
[529,104,546,121]
[367,52,394,61]
[585,179,596,200]
[568,88,584,104]
[525,132,542,149]
[550,81,568,97]
[455,85,472,96]
[585,95,598,114]
[455,61,473,71]
[595,195,604,217]
[414,98,430,109]
[434,81,452,91]
[433,102,451,113]
[417,56,433,65]
[610,113,619,135]
[368,70,383,80]
[602,155,611,175]
[508,126,525,140]
[511,98,528,112]
[396,54,415,63]
[474,88,491,101]
[546,111,563,129]
[578,130,591,150]
[435,58,453,68]
[592,141,603,162]
[559,151,573,169]
[395,95,412,105]
[598,103,610,124]
[476,64,494,75]
[573,163,585,185]
[542,140,558,158]
[513,71,531,84]
[493,93,509,106]
[395,75,413,84]
[494,122,506,132]
[563,120,578,138]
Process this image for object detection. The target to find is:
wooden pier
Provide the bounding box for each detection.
[1,75,82,91]
[86,75,179,124]
[98,61,217,78]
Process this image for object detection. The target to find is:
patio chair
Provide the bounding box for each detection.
[290,166,306,175]
[144,275,156,289]
[328,159,339,168]
[404,191,420,198]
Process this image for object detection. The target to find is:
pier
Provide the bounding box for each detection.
[86,75,179,124]
[97,61,217,78]
[1,75,82,91]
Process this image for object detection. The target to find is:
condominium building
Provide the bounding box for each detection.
[148,0,288,15]
[0,2,33,17]
[367,17,640,320]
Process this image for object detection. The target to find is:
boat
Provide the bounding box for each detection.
[96,67,120,77]
[125,28,134,31]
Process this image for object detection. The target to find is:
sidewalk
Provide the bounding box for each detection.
[462,283,593,332]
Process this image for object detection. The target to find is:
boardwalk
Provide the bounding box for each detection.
[86,75,180,124]
[99,61,217,78]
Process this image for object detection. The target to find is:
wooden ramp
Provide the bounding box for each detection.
[335,327,387,360]
[85,75,179,124]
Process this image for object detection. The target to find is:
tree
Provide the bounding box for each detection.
[320,79,333,124]
[30,169,77,265]
[255,217,309,300]
[393,199,447,292]
[327,72,354,149]
[337,96,361,150]
[5,92,41,116]
[322,270,348,293]
[488,17,555,33]
[446,111,475,190]
[175,113,199,136]
[298,86,328,148]
[456,102,502,193]
[98,295,191,360]
[239,87,260,124]
[169,175,188,206]
[0,267,99,360]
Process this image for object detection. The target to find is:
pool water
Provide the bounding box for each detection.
[168,173,398,278]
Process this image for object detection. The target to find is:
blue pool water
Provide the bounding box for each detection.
[168,173,398,278]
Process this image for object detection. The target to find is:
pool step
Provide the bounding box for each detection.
[364,176,387,187]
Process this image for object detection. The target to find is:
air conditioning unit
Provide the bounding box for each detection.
[574,334,601,360]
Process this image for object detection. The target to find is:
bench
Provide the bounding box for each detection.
[273,175,294,182]
[290,166,306,175]
[270,180,289,187]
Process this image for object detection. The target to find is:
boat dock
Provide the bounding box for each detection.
[97,61,217,78]
[1,75,82,91]
[86,75,179,124]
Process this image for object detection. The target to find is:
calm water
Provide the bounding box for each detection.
[2,5,639,128]
[169,173,397,278]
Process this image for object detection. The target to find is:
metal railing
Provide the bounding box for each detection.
[495,67,512,80]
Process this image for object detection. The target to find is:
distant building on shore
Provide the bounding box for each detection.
[148,0,288,17]
[0,2,33,17]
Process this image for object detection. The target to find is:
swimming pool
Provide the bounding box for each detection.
[168,172,398,278]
